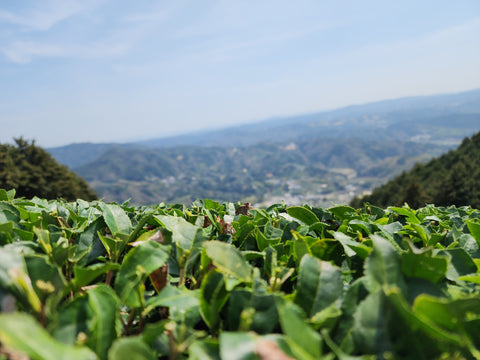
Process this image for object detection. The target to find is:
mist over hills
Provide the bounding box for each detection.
[47,89,480,206]
[137,88,480,148]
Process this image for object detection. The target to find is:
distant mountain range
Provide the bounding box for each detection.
[138,88,480,147]
[47,88,480,206]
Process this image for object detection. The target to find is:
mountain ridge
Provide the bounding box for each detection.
[72,138,450,206]
[48,88,480,169]
[45,88,480,206]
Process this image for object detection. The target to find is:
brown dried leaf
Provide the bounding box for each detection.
[203,215,212,228]
[236,203,253,216]
[216,216,235,235]
[149,263,169,293]
[150,230,165,243]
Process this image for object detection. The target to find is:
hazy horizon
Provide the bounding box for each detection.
[1,1,480,147]
[46,87,480,148]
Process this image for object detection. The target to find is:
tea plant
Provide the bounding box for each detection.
[0,188,479,359]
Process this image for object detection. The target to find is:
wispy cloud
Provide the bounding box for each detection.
[348,16,480,62]
[3,40,129,64]
[121,11,168,24]
[0,0,134,63]
[3,42,63,63]
[0,0,101,31]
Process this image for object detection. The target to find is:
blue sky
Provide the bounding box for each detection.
[1,0,479,147]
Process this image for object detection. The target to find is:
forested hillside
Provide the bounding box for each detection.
[351,131,480,208]
[0,138,97,201]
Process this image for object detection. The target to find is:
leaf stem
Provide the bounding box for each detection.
[105,270,113,286]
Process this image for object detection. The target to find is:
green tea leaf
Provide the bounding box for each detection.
[286,206,320,225]
[386,287,467,346]
[0,220,14,232]
[276,297,322,360]
[73,263,121,288]
[0,188,15,201]
[0,247,25,288]
[310,304,342,331]
[101,203,132,236]
[33,227,52,256]
[204,240,252,282]
[333,231,372,259]
[0,188,9,201]
[413,295,480,332]
[200,270,229,331]
[114,240,170,307]
[466,219,480,246]
[227,289,278,334]
[364,235,404,292]
[25,254,66,302]
[291,231,312,264]
[155,214,205,251]
[349,219,374,235]
[0,249,42,313]
[401,252,448,283]
[189,339,220,360]
[351,291,390,354]
[86,285,121,360]
[144,285,200,315]
[51,296,90,346]
[389,207,420,224]
[108,337,156,360]
[458,274,480,284]
[437,248,477,281]
[0,312,98,360]
[77,217,107,265]
[295,255,342,317]
[329,205,357,220]
[219,332,257,360]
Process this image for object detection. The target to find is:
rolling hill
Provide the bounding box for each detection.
[71,138,449,205]
[49,88,480,168]
[46,89,480,206]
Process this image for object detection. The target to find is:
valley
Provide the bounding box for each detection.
[47,89,480,206]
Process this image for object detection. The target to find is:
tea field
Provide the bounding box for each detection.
[0,188,479,359]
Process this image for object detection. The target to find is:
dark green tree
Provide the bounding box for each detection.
[0,138,97,201]
[400,180,429,209]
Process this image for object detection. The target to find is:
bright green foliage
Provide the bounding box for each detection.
[0,138,97,201]
[0,193,479,359]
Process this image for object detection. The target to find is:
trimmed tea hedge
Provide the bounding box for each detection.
[0,188,479,359]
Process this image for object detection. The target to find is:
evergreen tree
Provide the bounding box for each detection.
[400,181,428,208]
[0,138,97,201]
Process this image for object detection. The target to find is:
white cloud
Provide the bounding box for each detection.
[0,0,101,31]
[2,40,129,64]
[3,42,63,63]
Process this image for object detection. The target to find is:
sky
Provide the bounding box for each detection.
[1,1,480,148]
